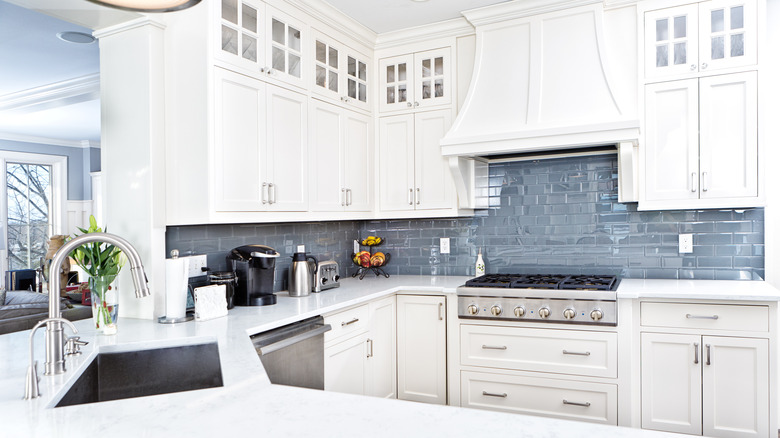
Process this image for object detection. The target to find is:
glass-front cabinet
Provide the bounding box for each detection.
[379,47,451,113]
[216,0,306,89]
[311,30,370,111]
[644,0,756,81]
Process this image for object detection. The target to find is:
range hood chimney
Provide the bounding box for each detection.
[442,0,640,207]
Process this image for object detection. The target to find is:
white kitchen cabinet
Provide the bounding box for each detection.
[367,296,396,399]
[643,71,757,208]
[325,332,368,395]
[217,0,306,89]
[308,100,371,212]
[378,109,455,212]
[644,0,757,81]
[379,47,451,113]
[311,31,370,112]
[213,67,308,212]
[397,295,447,405]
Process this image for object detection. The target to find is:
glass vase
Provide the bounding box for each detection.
[89,275,119,335]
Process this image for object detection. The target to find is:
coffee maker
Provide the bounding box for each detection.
[227,245,280,306]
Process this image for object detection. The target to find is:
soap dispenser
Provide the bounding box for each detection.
[475,248,485,277]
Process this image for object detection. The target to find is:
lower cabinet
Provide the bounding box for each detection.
[641,332,769,437]
[324,297,396,398]
[396,295,447,404]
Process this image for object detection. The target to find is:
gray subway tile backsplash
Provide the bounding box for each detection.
[166,154,765,291]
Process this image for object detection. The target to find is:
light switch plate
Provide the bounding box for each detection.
[679,234,693,254]
[353,240,360,254]
[186,254,208,277]
[440,237,450,254]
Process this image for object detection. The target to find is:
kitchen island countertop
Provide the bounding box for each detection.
[2,275,776,437]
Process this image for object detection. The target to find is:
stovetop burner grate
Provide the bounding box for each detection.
[464,274,619,291]
[559,275,618,291]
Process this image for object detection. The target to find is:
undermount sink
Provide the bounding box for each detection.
[55,342,224,407]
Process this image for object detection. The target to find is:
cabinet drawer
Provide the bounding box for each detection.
[460,325,617,378]
[324,304,370,344]
[641,302,768,332]
[461,371,617,425]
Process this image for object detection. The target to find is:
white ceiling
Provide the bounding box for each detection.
[324,0,510,34]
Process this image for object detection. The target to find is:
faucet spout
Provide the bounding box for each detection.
[45,232,150,375]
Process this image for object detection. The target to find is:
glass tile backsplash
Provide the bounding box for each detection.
[166,154,764,291]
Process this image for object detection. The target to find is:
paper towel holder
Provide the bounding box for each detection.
[158,249,195,324]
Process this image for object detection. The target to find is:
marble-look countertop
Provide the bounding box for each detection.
[2,275,777,437]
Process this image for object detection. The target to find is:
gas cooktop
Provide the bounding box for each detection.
[464,274,619,291]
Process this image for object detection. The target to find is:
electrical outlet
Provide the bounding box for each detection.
[440,237,450,254]
[353,240,360,254]
[186,254,208,278]
[679,234,693,254]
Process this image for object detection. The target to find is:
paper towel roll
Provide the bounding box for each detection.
[165,256,189,318]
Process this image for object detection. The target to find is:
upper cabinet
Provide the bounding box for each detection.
[379,47,452,113]
[311,31,371,112]
[644,0,757,81]
[217,0,307,89]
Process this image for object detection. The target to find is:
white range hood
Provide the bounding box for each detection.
[442,0,640,207]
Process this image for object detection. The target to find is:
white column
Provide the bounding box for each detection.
[95,18,167,319]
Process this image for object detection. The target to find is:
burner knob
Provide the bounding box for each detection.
[513,306,525,317]
[490,305,502,316]
[538,307,550,318]
[590,309,604,321]
[467,304,479,315]
[563,308,576,319]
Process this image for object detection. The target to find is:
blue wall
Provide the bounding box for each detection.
[0,139,100,200]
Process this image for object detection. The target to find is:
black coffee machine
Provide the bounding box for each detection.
[227,245,280,306]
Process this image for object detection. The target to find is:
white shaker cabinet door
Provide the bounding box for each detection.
[265,85,308,211]
[378,114,416,211]
[308,100,344,211]
[413,47,452,110]
[324,334,368,396]
[213,68,267,212]
[367,296,396,399]
[698,0,757,72]
[644,79,699,202]
[397,295,447,405]
[379,54,414,113]
[699,71,758,200]
[414,109,454,210]
[644,4,700,80]
[702,336,768,438]
[641,332,702,435]
[343,110,371,211]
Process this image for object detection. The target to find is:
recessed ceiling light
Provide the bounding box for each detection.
[86,0,201,12]
[57,32,97,44]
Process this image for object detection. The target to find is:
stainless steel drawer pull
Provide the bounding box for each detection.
[367,338,373,358]
[262,182,268,204]
[408,188,413,205]
[341,318,359,327]
[563,399,591,407]
[482,391,507,398]
[706,344,711,365]
[691,172,697,192]
[562,350,591,356]
[694,342,699,364]
[686,314,719,320]
[438,302,443,320]
[482,345,508,350]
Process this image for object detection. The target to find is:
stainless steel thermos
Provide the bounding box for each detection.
[288,245,317,297]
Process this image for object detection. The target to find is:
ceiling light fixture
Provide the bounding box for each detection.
[57,31,97,44]
[85,0,201,13]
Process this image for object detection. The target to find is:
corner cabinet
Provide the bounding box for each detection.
[397,295,447,404]
[378,109,456,212]
[213,67,308,212]
[640,301,771,437]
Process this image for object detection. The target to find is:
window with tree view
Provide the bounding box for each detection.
[6,163,52,271]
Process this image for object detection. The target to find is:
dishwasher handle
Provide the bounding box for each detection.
[255,323,332,356]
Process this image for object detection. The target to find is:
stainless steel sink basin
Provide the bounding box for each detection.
[55,342,223,407]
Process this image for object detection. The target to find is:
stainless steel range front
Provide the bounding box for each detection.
[457,274,619,326]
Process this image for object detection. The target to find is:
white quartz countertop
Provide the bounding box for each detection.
[2,275,776,437]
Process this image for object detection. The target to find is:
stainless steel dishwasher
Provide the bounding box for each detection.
[251,316,331,390]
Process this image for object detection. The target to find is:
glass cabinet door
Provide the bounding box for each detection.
[379,54,414,112]
[698,0,756,71]
[414,48,451,109]
[344,51,370,111]
[218,0,263,70]
[644,4,699,80]
[313,37,339,97]
[265,6,306,88]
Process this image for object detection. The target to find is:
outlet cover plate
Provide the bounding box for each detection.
[679,234,693,254]
[186,255,208,277]
[440,237,450,254]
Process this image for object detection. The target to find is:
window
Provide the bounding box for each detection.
[1,151,67,285]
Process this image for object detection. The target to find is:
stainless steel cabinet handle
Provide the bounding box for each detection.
[347,189,352,206]
[341,188,346,206]
[268,183,275,204]
[341,318,359,327]
[482,391,507,398]
[262,182,268,204]
[686,314,719,320]
[367,338,373,358]
[562,350,591,356]
[408,188,413,205]
[706,344,711,365]
[694,342,699,364]
[416,188,420,205]
[691,172,697,192]
[563,399,591,407]
[438,302,443,320]
[702,172,708,192]
[482,345,507,350]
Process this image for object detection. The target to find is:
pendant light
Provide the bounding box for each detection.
[86,0,201,13]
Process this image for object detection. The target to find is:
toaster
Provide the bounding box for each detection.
[310,260,340,292]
